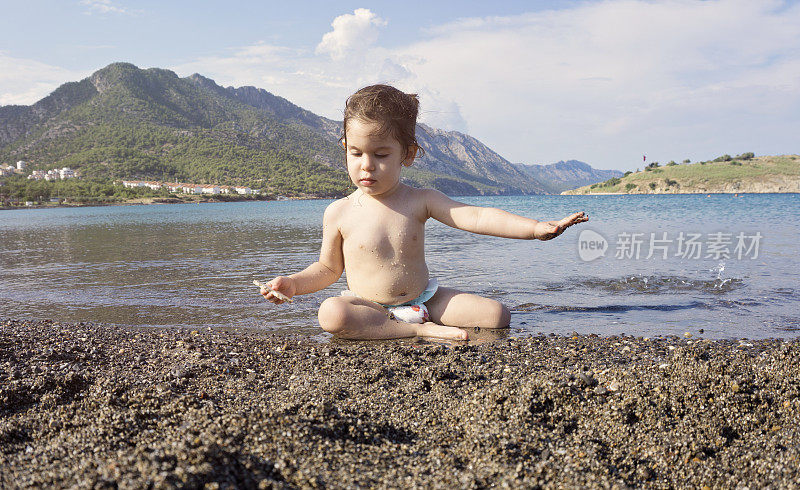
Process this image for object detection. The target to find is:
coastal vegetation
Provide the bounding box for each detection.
[0,174,274,206]
[564,154,800,195]
[0,175,156,203]
[0,120,353,201]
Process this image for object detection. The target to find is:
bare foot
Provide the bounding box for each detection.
[417,322,469,340]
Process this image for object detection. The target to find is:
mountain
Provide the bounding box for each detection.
[0,62,549,197]
[0,63,348,197]
[515,160,623,194]
[408,125,549,194]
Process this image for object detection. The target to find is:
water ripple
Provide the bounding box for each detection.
[543,274,744,295]
[513,301,708,313]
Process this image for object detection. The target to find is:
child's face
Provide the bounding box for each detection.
[345,118,414,198]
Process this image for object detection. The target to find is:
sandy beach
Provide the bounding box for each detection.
[1,319,799,488]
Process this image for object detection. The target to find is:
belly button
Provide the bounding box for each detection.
[399,292,407,297]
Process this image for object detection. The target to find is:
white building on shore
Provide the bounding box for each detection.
[122,180,159,190]
[121,180,260,196]
[201,185,221,195]
[29,167,78,181]
[182,184,204,194]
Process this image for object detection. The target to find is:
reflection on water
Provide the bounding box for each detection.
[1,194,799,339]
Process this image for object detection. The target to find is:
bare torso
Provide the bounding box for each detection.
[334,185,430,305]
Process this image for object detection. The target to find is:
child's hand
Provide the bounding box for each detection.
[258,276,296,304]
[534,211,588,240]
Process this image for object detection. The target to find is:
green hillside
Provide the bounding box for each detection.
[563,154,800,195]
[0,63,351,199]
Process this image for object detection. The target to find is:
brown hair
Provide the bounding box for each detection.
[342,84,424,163]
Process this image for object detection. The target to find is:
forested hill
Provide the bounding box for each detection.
[0,62,549,197]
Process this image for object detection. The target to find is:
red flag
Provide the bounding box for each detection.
[643,155,646,162]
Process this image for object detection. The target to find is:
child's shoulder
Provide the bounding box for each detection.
[412,186,448,205]
[323,193,357,219]
[415,186,443,197]
[325,196,350,212]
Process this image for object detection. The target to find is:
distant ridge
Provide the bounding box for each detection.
[515,160,623,194]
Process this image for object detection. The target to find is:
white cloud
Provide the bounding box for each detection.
[79,0,135,15]
[169,1,800,169]
[417,91,469,134]
[393,0,800,167]
[172,42,352,118]
[0,52,90,105]
[315,8,387,60]
[175,43,297,76]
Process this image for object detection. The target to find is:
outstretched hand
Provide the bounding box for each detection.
[534,211,589,240]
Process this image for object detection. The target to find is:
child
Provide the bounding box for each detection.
[261,84,588,340]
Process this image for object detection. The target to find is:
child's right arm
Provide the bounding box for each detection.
[261,203,344,305]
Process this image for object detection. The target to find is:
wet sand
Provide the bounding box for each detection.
[2,319,799,488]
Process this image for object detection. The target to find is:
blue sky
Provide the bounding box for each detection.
[1,0,799,171]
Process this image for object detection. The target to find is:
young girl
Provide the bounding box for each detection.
[260,84,588,340]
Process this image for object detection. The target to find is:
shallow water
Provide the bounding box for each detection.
[1,194,798,339]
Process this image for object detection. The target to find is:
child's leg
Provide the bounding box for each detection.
[425,287,511,329]
[318,296,468,340]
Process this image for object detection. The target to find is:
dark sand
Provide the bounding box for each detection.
[2,319,799,488]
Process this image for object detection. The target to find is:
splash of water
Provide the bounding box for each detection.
[713,262,731,289]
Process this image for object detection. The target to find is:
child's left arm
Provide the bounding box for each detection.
[424,189,588,240]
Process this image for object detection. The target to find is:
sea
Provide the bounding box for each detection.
[1,194,798,340]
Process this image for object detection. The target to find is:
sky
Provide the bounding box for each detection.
[1,0,799,171]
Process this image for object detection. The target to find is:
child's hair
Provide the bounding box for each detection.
[342,84,424,161]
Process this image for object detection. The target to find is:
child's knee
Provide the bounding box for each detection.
[484,300,511,328]
[318,297,348,334]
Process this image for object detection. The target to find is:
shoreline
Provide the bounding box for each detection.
[2,319,798,487]
[4,190,799,211]
[0,194,326,211]
[561,190,800,196]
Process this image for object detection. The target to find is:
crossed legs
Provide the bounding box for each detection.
[317,287,511,340]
